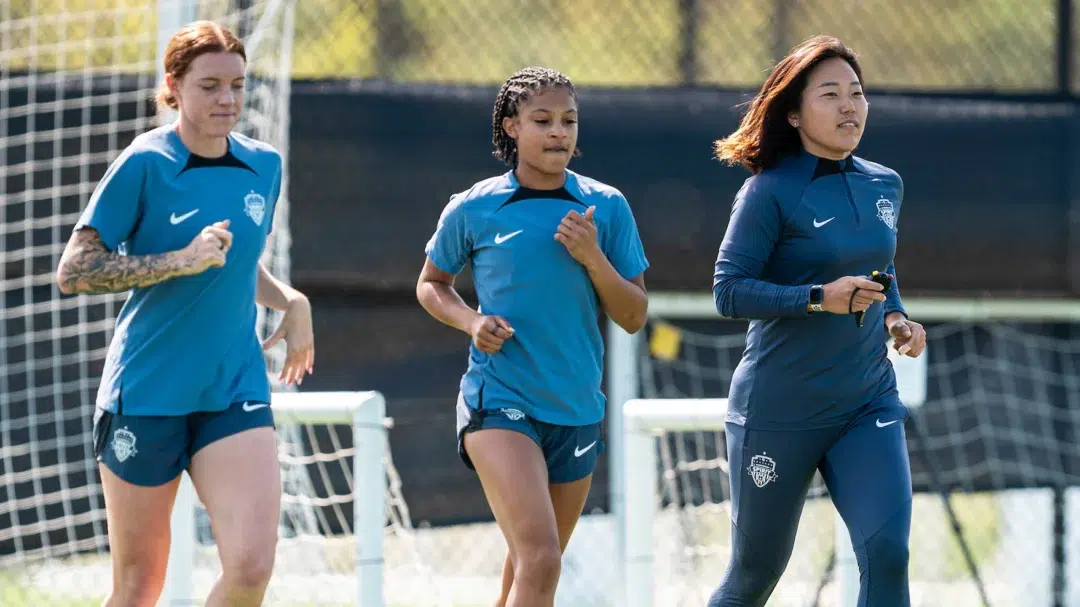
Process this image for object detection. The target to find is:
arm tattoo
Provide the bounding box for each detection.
[56,228,194,295]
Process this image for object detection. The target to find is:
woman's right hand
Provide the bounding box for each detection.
[822,275,886,314]
[469,315,515,353]
[183,220,233,274]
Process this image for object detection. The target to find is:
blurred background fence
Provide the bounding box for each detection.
[6,0,1077,92]
[285,0,1075,93]
[293,0,1079,93]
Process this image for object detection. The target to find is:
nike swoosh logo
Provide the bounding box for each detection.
[494,230,523,244]
[876,419,898,428]
[170,209,199,225]
[242,402,269,412]
[813,217,835,228]
[574,440,597,457]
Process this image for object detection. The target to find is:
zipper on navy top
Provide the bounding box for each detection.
[840,173,861,227]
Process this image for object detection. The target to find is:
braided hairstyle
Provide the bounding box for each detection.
[491,66,578,167]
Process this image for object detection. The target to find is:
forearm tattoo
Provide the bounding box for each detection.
[57,228,192,294]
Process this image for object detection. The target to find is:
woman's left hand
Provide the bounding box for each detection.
[555,205,603,266]
[263,296,315,385]
[887,315,926,358]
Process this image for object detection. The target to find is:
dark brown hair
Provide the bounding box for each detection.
[714,35,863,174]
[492,66,579,167]
[155,21,246,113]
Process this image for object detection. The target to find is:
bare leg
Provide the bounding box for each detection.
[495,476,593,607]
[188,427,281,607]
[99,465,181,607]
[465,429,562,607]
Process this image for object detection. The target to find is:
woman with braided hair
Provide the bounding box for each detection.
[416,66,649,607]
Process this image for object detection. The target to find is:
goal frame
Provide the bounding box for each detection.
[607,292,1080,607]
[620,397,728,607]
[162,390,388,606]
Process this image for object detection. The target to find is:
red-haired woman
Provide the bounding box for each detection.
[56,21,313,607]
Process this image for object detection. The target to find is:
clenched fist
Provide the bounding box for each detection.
[555,205,602,266]
[182,220,232,275]
[821,275,886,314]
[469,315,515,354]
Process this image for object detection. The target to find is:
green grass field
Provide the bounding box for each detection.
[0,490,1028,606]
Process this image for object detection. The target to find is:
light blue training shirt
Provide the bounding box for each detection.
[426,170,649,426]
[75,124,282,416]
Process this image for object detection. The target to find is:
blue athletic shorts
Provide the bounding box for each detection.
[92,400,275,487]
[455,393,604,484]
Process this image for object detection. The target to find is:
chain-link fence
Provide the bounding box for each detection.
[5,0,1077,93]
[285,0,1076,94]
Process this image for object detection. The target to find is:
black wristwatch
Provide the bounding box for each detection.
[808,285,825,313]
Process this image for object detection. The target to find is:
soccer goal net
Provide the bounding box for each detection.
[611,293,1080,607]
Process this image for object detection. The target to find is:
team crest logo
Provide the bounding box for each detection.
[244,190,266,225]
[112,427,138,462]
[876,197,896,231]
[500,408,526,421]
[747,452,778,488]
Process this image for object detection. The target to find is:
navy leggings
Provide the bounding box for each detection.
[709,400,912,607]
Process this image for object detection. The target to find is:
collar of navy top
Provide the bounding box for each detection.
[808,152,859,182]
[172,131,258,176]
[498,169,586,210]
[499,185,584,209]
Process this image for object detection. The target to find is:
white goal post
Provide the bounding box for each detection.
[621,398,730,607]
[163,390,388,607]
[608,293,1080,607]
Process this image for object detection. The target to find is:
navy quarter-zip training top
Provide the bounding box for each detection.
[713,148,907,430]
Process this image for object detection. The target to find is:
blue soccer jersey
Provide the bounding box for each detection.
[75,125,282,416]
[713,149,906,430]
[426,170,649,427]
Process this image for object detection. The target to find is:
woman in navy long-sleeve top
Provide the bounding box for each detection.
[708,35,927,607]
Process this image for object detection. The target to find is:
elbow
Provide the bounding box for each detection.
[713,288,727,317]
[414,279,427,308]
[415,277,440,314]
[613,298,648,334]
[616,310,647,335]
[56,240,92,295]
[712,280,738,319]
[55,265,77,295]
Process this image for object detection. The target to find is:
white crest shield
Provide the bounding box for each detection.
[112,427,138,462]
[876,197,896,231]
[244,191,266,225]
[747,453,778,488]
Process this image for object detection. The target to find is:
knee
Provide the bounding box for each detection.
[109,556,168,607]
[864,532,909,578]
[862,503,911,580]
[709,525,788,606]
[511,540,562,593]
[221,540,277,590]
[712,558,784,606]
